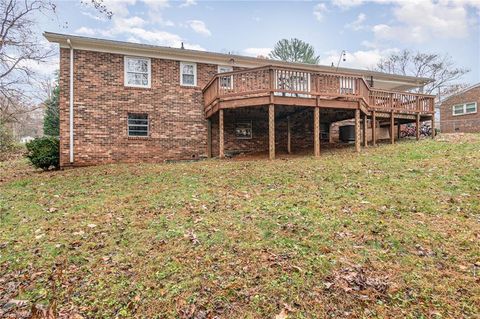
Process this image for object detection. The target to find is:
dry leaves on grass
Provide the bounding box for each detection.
[184,229,200,245]
[325,264,390,300]
[275,308,288,319]
[275,304,294,319]
[436,133,480,143]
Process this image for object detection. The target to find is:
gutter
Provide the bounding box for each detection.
[67,38,74,164]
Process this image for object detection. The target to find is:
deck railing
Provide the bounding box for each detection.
[203,65,435,114]
[368,89,434,113]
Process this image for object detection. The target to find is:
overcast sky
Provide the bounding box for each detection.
[40,0,480,85]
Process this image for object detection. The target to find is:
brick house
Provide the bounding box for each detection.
[44,32,436,167]
[439,83,479,133]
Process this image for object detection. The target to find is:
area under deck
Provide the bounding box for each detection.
[203,65,436,159]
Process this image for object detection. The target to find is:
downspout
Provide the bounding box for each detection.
[67,39,74,163]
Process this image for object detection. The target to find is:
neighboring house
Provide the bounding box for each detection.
[439,83,480,133]
[44,32,436,167]
[11,105,43,141]
[20,136,35,144]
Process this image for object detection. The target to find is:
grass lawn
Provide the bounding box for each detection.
[1,135,479,318]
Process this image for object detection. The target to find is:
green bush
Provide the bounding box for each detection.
[25,137,60,170]
[43,78,60,136]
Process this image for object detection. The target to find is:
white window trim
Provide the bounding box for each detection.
[218,65,233,89]
[124,56,151,88]
[180,61,197,87]
[452,102,477,116]
[127,113,149,137]
[218,65,233,73]
[339,77,355,95]
[452,104,465,116]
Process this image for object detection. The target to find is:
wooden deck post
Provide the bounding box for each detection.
[269,104,275,160]
[416,113,420,141]
[314,107,320,157]
[287,115,291,154]
[206,118,212,158]
[431,115,436,139]
[362,114,368,148]
[390,111,395,144]
[219,109,224,158]
[372,111,376,147]
[355,109,361,153]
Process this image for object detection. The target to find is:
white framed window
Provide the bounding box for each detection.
[339,77,356,95]
[180,62,197,86]
[274,70,311,98]
[234,121,252,139]
[465,102,477,114]
[452,102,477,116]
[218,65,233,89]
[124,56,151,88]
[128,113,149,137]
[453,104,464,115]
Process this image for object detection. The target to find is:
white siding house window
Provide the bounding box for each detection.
[218,65,233,89]
[128,113,149,137]
[124,57,151,88]
[452,102,477,116]
[180,62,197,86]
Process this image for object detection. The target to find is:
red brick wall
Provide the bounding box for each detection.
[209,107,320,156]
[60,48,406,166]
[59,48,222,166]
[439,86,480,133]
[58,46,327,165]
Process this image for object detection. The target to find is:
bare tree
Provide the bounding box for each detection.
[81,0,112,19]
[375,50,470,96]
[0,0,112,126]
[0,0,56,124]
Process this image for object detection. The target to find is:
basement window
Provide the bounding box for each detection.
[180,62,197,86]
[452,102,477,116]
[235,122,252,139]
[124,57,151,88]
[128,113,149,137]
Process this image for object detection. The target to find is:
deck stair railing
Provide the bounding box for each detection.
[203,65,435,114]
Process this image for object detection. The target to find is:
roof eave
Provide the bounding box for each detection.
[44,32,433,89]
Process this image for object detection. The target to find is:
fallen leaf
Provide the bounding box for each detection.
[275,308,288,319]
[184,230,200,245]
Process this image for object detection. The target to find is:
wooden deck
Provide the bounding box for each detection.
[202,65,436,159]
[203,65,435,118]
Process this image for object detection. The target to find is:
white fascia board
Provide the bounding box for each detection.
[45,32,432,89]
